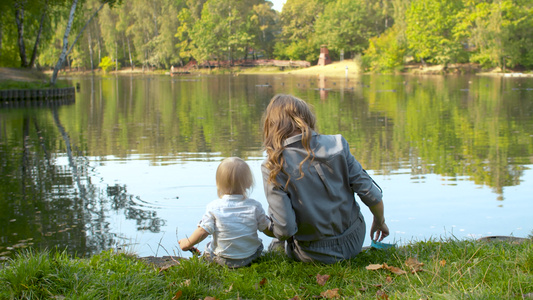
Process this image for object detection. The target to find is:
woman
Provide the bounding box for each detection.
[261,94,389,264]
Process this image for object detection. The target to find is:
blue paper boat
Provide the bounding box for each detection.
[371,240,396,250]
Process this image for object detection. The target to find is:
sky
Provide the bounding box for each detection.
[269,0,286,12]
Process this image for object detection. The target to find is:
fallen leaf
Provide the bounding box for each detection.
[386,276,392,283]
[254,278,267,290]
[366,263,384,271]
[439,259,446,267]
[385,265,407,275]
[224,283,233,293]
[171,291,182,300]
[158,264,176,272]
[376,290,389,299]
[259,277,267,287]
[204,297,217,300]
[316,273,330,286]
[405,257,424,269]
[320,288,340,299]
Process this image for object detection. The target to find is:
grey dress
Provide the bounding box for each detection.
[262,132,383,264]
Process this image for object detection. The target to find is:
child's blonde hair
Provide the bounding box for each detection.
[216,157,254,198]
[262,94,317,188]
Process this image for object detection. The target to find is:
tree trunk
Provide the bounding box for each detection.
[29,4,48,68]
[88,26,94,71]
[127,35,133,70]
[50,0,79,85]
[115,40,118,71]
[0,22,3,59]
[14,2,28,68]
[51,0,107,85]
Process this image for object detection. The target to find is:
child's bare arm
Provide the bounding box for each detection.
[179,227,209,250]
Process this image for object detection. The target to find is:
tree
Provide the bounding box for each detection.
[50,0,121,85]
[364,25,406,72]
[250,2,280,58]
[274,0,325,61]
[186,0,267,64]
[405,0,466,65]
[9,0,55,68]
[315,0,390,58]
[457,0,533,69]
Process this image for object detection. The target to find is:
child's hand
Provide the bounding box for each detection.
[178,238,192,251]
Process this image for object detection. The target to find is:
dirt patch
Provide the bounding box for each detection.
[283,60,361,78]
[140,255,186,269]
[0,68,49,82]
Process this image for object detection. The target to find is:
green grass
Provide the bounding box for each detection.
[1,238,532,299]
[0,80,70,90]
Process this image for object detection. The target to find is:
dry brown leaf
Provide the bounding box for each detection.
[439,259,446,267]
[386,265,407,275]
[204,297,217,300]
[171,291,182,300]
[316,273,330,286]
[376,290,389,300]
[386,276,393,283]
[259,277,267,287]
[365,263,384,271]
[405,257,424,273]
[405,257,424,269]
[158,264,175,273]
[320,288,340,299]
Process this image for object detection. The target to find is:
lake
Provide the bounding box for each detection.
[1,73,532,259]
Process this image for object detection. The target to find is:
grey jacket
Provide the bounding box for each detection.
[262,132,382,243]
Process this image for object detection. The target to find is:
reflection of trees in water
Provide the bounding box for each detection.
[312,75,533,199]
[0,109,163,258]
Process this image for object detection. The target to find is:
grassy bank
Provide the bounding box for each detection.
[1,237,532,299]
[0,68,71,90]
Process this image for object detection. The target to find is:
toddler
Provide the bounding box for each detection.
[179,157,273,268]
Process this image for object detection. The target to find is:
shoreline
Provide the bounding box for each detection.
[2,62,532,85]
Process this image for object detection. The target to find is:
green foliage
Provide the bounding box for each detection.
[315,0,391,58]
[98,56,115,72]
[274,0,323,60]
[3,0,533,71]
[457,0,533,69]
[406,0,466,65]
[274,39,319,62]
[364,25,406,72]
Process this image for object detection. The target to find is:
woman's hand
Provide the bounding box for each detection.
[370,217,389,242]
[368,201,389,242]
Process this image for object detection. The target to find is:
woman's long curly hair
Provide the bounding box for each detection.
[262,94,316,188]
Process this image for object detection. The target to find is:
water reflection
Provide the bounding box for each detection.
[0,107,162,259]
[1,73,532,259]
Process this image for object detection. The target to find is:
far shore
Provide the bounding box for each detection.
[2,61,532,85]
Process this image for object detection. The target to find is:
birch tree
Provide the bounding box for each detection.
[50,0,121,85]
